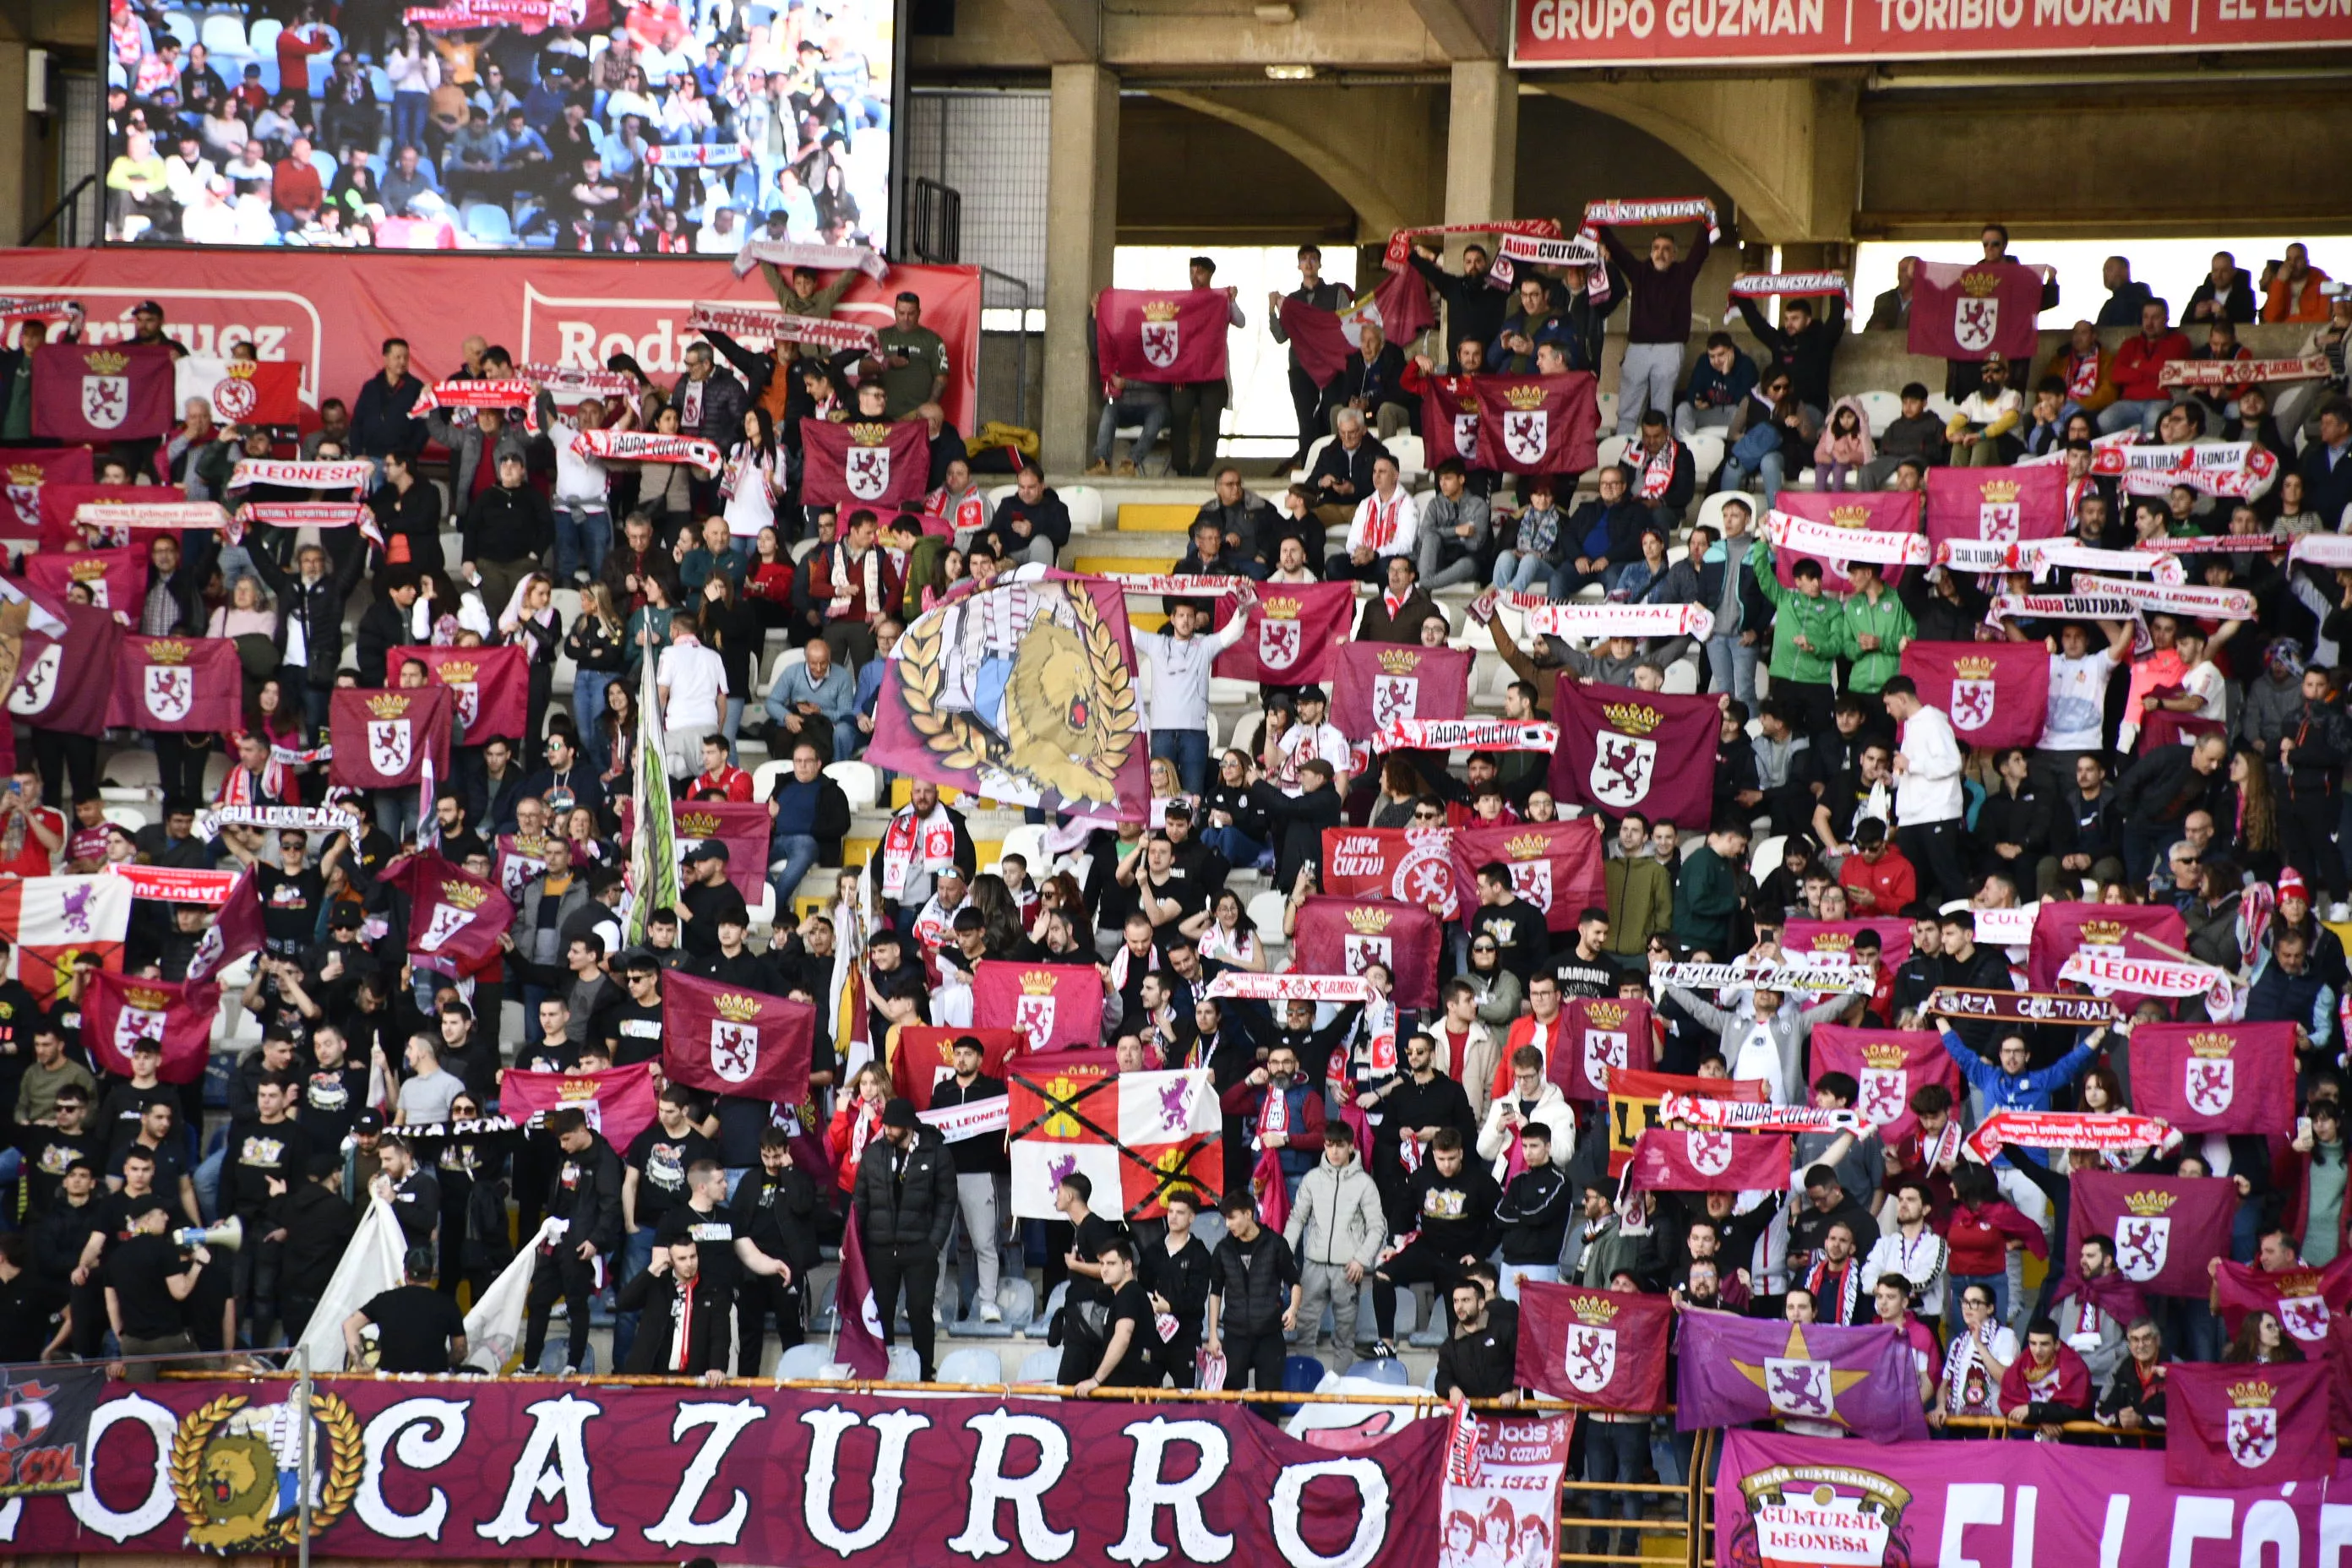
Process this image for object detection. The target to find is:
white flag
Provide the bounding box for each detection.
[463,1217,560,1373]
[292,1195,407,1371]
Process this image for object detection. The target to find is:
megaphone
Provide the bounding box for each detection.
[173,1217,242,1254]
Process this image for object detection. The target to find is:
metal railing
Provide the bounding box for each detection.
[908,176,962,265]
[21,173,96,248]
[978,264,1035,433]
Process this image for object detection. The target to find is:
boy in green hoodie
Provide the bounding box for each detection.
[1750,535,1843,735]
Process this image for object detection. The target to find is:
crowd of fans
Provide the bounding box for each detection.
[4,227,2352,1532]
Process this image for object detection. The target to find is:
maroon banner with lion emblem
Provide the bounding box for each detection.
[1806,1026,1957,1146]
[498,1060,661,1156]
[1898,640,2049,749]
[387,643,529,743]
[2127,1021,2297,1135]
[2025,901,2190,991]
[1557,994,1655,1102]
[672,800,771,901]
[1769,491,1924,594]
[2070,1172,2235,1298]
[1473,372,1601,476]
[1331,643,1472,742]
[31,341,174,444]
[1925,465,2066,548]
[8,602,120,738]
[662,966,816,1105]
[1211,580,1354,685]
[2214,1256,2352,1348]
[1418,375,1484,469]
[1515,1282,1672,1412]
[105,635,243,733]
[973,961,1106,1054]
[889,1025,1024,1102]
[1320,827,1457,917]
[0,446,90,542]
[1290,896,1443,1010]
[1622,1128,1792,1195]
[1094,288,1233,384]
[1449,819,1607,934]
[1549,681,1719,830]
[24,546,140,612]
[2167,1362,2336,1486]
[801,417,930,509]
[328,685,453,790]
[1906,260,2046,361]
[82,968,217,1084]
[380,850,513,972]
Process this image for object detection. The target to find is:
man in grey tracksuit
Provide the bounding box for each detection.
[1699,499,1761,708]
[1282,1123,1386,1361]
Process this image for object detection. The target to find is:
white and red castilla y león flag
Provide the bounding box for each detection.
[1473,372,1602,476]
[1806,1026,1959,1146]
[0,874,132,1006]
[1289,896,1445,1010]
[2167,1361,2337,1487]
[499,1061,662,1154]
[1924,465,2066,550]
[973,960,1106,1054]
[83,968,218,1084]
[1331,643,1473,743]
[31,342,175,444]
[1448,819,1608,934]
[106,634,244,733]
[1211,580,1353,685]
[1906,260,2047,362]
[1320,827,1459,918]
[2126,1021,2298,1136]
[802,417,930,510]
[1897,640,2050,750]
[1006,1050,1222,1222]
[380,850,514,971]
[1094,289,1233,384]
[1622,1128,1793,1196]
[387,643,530,743]
[329,685,453,791]
[660,968,816,1106]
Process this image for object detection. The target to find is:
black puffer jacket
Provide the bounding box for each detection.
[852,1127,956,1252]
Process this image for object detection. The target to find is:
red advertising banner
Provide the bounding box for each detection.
[671,799,772,902]
[328,685,453,790]
[1924,465,2067,549]
[0,251,981,434]
[1473,372,1602,476]
[1907,262,2049,361]
[387,643,529,742]
[1767,492,1924,594]
[1806,1025,1957,1145]
[0,1375,1447,1562]
[1291,896,1445,1010]
[0,446,90,541]
[888,1025,1023,1102]
[8,602,121,738]
[81,968,217,1084]
[1557,994,1656,1102]
[1321,827,1457,917]
[662,967,816,1106]
[1330,643,1473,740]
[2127,1020,2299,1135]
[1897,640,2050,749]
[105,635,244,733]
[1093,288,1233,384]
[1449,819,1607,933]
[32,340,175,443]
[973,960,1106,1054]
[1515,1282,1672,1412]
[24,546,141,613]
[485,1061,660,1164]
[801,417,932,509]
[1549,681,1719,830]
[2069,1171,2236,1297]
[1211,580,1354,685]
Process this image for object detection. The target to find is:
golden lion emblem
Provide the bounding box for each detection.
[169,1391,362,1552]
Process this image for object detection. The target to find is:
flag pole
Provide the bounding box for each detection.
[627,635,678,949]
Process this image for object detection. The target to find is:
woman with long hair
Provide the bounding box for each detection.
[1147,756,1190,827]
[1188,888,1266,971]
[2222,1309,2306,1364]
[721,406,781,554]
[743,523,797,636]
[623,572,676,681]
[1370,755,1425,829]
[825,1062,891,1195]
[598,678,639,797]
[497,572,564,749]
[386,23,440,153]
[966,871,1030,959]
[638,403,696,531]
[241,676,310,803]
[562,804,617,868]
[564,582,629,776]
[2221,743,2281,884]
[696,570,760,758]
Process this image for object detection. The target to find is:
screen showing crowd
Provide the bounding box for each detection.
[100,0,895,253]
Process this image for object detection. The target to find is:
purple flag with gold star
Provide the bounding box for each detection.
[1673,1312,1930,1442]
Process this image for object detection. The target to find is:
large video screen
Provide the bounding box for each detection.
[99,0,897,254]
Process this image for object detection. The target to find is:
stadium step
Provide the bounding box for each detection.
[1114,501,1200,534]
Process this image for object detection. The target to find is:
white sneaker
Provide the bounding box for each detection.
[2333,902,2351,923]
[979,1299,1004,1324]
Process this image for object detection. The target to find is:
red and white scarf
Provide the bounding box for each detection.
[231,500,383,548]
[1637,440,1677,501]
[1962,1108,2180,1165]
[411,378,541,432]
[1205,972,1374,1003]
[925,485,988,536]
[1579,196,1720,241]
[1724,270,1849,316]
[1256,1075,1295,1141]
[2062,347,2103,401]
[1805,1255,1865,1324]
[72,500,230,531]
[1380,219,1560,271]
[1942,1320,2007,1415]
[570,428,723,476]
[728,238,891,280]
[827,542,885,618]
[228,458,374,493]
[1360,492,1405,551]
[1489,232,1610,303]
[685,301,881,355]
[879,804,956,898]
[0,296,79,324]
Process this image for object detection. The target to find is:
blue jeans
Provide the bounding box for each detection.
[1094,392,1168,466]
[573,670,617,772]
[1704,633,1759,708]
[770,833,819,915]
[1583,1419,1649,1560]
[1492,551,1551,591]
[724,696,746,760]
[392,93,430,155]
[1950,1271,2007,1327]
[1152,728,1211,795]
[612,1226,657,1367]
[1200,822,1265,867]
[2099,397,2170,435]
[555,502,611,582]
[1720,450,1785,508]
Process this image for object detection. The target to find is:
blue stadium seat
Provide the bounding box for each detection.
[463,203,514,243]
[1282,1354,1326,1392]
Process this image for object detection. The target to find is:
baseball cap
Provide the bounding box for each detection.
[683,839,730,863]
[355,1109,384,1134]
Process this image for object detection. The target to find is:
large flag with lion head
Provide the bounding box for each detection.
[802,418,929,509]
[329,686,453,790]
[870,568,1149,824]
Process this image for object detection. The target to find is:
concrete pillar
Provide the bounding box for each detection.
[1043,63,1119,476]
[0,50,39,248]
[1442,59,1517,228]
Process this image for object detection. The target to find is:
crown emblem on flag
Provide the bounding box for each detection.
[559,1079,598,1101]
[124,984,171,1011]
[1586,1001,1627,1029]
[440,660,478,683]
[715,993,762,1022]
[1263,596,1301,620]
[69,558,106,580]
[366,693,411,720]
[1954,655,1997,681]
[1504,384,1548,410]
[2228,1380,2280,1409]
[1980,478,2021,504]
[144,639,193,665]
[1862,1042,1907,1070]
[1814,933,1854,950]
[1142,299,1180,322]
[226,360,258,380]
[1829,504,1870,528]
[85,349,129,375]
[1602,701,1663,736]
[1506,832,1549,860]
[678,811,721,836]
[849,422,892,444]
[2081,919,2126,945]
[2188,1032,2235,1058]
[1020,971,1059,996]
[1960,270,2004,298]
[1347,906,1396,934]
[7,464,41,485]
[441,881,487,911]
[1376,648,1420,674]
[2279,1273,2322,1297]
[1571,1294,1622,1326]
[2124,1190,2180,1217]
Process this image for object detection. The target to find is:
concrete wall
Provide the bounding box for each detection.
[1117,95,1382,246]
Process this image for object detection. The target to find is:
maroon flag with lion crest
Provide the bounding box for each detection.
[1473,372,1600,476]
[2166,1361,2337,1486]
[1449,820,1607,934]
[387,644,529,743]
[1550,681,1719,830]
[1906,260,2046,361]
[31,342,174,444]
[802,418,929,509]
[1515,1282,1671,1413]
[106,635,243,733]
[1898,640,2049,750]
[329,686,453,790]
[1331,643,1472,743]
[1290,896,1443,1010]
[380,851,513,971]
[1094,289,1233,384]
[661,967,816,1106]
[1211,580,1353,685]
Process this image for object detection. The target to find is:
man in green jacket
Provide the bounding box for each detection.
[1670,819,1749,955]
[1750,536,1843,737]
[1837,560,1916,729]
[1603,810,1674,956]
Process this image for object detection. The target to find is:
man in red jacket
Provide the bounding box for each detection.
[2098,301,2191,437]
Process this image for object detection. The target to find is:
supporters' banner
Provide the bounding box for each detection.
[2068,571,2257,622]
[729,238,891,281]
[104,863,241,904]
[1515,1282,1671,1411]
[231,502,381,550]
[1472,372,1601,476]
[1450,819,1606,934]
[1521,601,1714,640]
[888,1025,1022,1102]
[1381,718,1560,754]
[0,1373,1446,1561]
[1274,295,1353,386]
[24,547,140,612]
[1380,218,1563,270]
[1210,580,1353,685]
[1764,495,1928,592]
[0,446,90,540]
[105,634,242,733]
[8,602,120,736]
[2128,1021,2298,1135]
[31,341,173,442]
[568,427,721,473]
[227,458,374,493]
[920,1097,1008,1143]
[1652,959,1870,993]
[1549,682,1718,829]
[802,417,931,509]
[662,967,816,1105]
[1322,828,1457,919]
[386,642,528,741]
[1923,465,2066,547]
[1005,1052,1222,1221]
[1605,1068,1767,1177]
[1897,640,2049,749]
[2213,1256,2352,1346]
[2116,439,2278,498]
[2071,1171,2235,1296]
[498,1060,661,1155]
[2057,950,2225,1003]
[2168,1361,2336,1485]
[1984,591,2140,632]
[0,875,132,1005]
[1559,994,1654,1102]
[328,685,452,790]
[1675,1313,1929,1441]
[1291,896,1444,1010]
[1808,1026,1958,1145]
[0,1363,104,1496]
[973,961,1105,1054]
[1435,1411,1570,1568]
[873,572,1150,825]
[1927,986,2119,1026]
[1418,375,1482,468]
[1331,643,1472,745]
[1655,1097,1868,1135]
[2291,534,2352,572]
[411,378,538,428]
[2163,353,2331,387]
[1623,1128,1790,1196]
[685,302,882,356]
[1489,232,1610,294]
[176,356,303,425]
[639,141,746,167]
[1205,972,1377,1004]
[670,800,770,903]
[35,483,156,550]
[2026,900,2189,992]
[1723,270,1851,315]
[183,868,265,984]
[1095,289,1233,385]
[1960,1109,2181,1166]
[81,968,217,1084]
[381,851,514,971]
[1576,197,1720,242]
[1905,262,2045,360]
